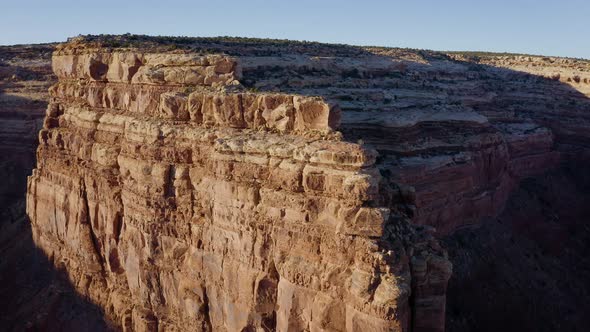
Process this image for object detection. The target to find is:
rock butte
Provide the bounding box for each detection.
[26,37,451,332]
[19,35,590,331]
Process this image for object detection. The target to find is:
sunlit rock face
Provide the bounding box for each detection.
[26,35,590,332]
[26,36,451,332]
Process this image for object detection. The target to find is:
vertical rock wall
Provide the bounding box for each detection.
[26,40,450,331]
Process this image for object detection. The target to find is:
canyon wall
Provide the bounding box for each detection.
[20,35,590,331]
[0,44,52,222]
[0,44,113,331]
[26,38,451,331]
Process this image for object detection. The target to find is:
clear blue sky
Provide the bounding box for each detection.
[2,0,589,59]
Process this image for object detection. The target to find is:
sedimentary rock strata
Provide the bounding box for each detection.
[291,53,590,229]
[23,35,590,332]
[26,37,451,331]
[240,48,589,235]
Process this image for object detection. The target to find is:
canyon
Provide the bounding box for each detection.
[1,35,590,331]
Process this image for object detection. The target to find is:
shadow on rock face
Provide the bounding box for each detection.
[0,44,111,331]
[0,204,114,331]
[444,169,590,332]
[238,43,590,332]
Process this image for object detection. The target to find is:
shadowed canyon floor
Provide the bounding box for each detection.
[1,36,590,331]
[445,170,590,332]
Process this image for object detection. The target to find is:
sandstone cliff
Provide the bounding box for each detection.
[26,36,451,331]
[18,35,590,332]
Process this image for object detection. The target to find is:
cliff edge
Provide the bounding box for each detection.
[26,36,451,331]
[22,34,590,331]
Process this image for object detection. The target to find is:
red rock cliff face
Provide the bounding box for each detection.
[237,48,588,236]
[20,35,590,332]
[26,38,451,331]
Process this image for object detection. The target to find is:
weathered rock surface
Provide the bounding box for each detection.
[18,35,590,332]
[26,37,450,331]
[240,48,590,235]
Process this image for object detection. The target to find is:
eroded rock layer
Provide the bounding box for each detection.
[26,38,450,331]
[26,35,590,332]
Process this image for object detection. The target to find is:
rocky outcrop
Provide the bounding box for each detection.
[237,47,588,236]
[26,37,451,331]
[259,51,590,236]
[22,35,590,332]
